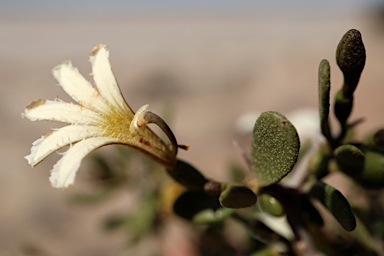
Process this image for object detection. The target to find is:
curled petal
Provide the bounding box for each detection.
[23,100,102,125]
[89,44,133,115]
[25,125,104,167]
[53,61,110,113]
[49,137,118,188]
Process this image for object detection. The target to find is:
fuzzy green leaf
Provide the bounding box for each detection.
[219,185,257,209]
[336,145,384,188]
[251,111,300,187]
[358,150,384,187]
[308,181,356,231]
[258,193,284,217]
[167,160,208,190]
[173,190,221,221]
[318,59,332,141]
[336,29,366,96]
[334,144,365,173]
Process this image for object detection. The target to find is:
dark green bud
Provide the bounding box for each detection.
[336,29,366,97]
[258,193,284,217]
[219,185,257,209]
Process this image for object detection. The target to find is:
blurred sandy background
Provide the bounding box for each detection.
[2,1,384,255]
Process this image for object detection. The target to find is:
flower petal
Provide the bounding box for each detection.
[25,125,104,167]
[49,137,118,188]
[89,44,133,115]
[53,61,109,113]
[23,100,102,125]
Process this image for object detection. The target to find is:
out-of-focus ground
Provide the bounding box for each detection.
[2,4,384,255]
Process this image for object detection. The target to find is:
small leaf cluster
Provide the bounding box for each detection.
[168,29,384,255]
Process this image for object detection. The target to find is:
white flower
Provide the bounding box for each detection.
[23,45,175,188]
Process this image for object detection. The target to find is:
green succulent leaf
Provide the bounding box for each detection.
[258,193,284,217]
[308,181,356,231]
[173,190,221,221]
[167,159,208,190]
[318,59,332,142]
[219,185,257,209]
[334,144,365,173]
[358,150,384,187]
[335,145,384,187]
[334,29,365,127]
[336,29,366,96]
[251,111,300,187]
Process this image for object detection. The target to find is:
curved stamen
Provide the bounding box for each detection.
[139,111,179,160]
